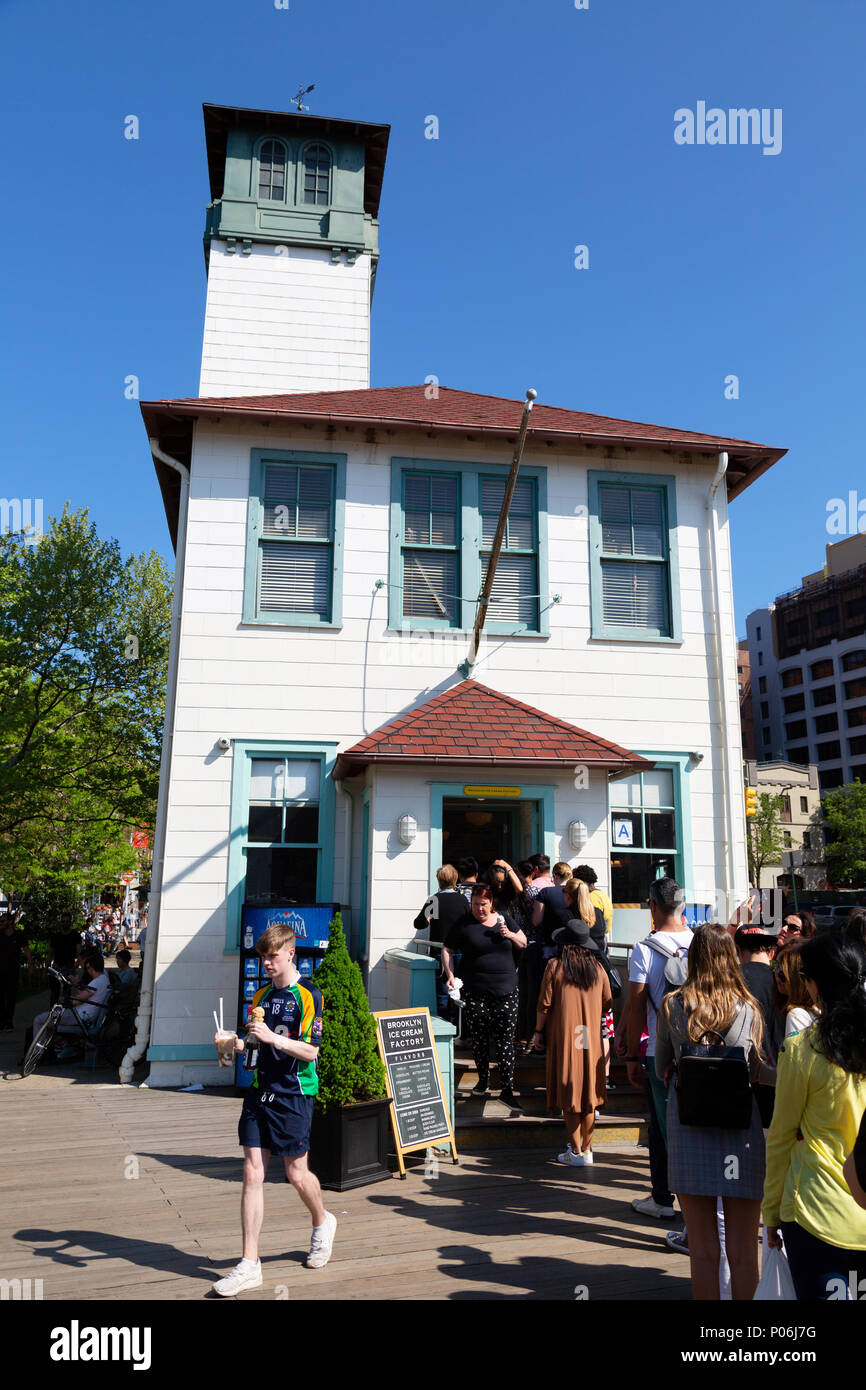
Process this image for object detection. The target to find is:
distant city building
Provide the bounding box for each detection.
[744,759,826,893]
[738,640,755,759]
[746,534,866,790]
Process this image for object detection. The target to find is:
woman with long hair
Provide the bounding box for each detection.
[532,908,611,1166]
[562,876,614,1082]
[563,876,607,954]
[763,934,866,1299]
[655,924,772,1300]
[773,941,819,1037]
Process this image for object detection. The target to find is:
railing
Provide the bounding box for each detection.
[775,560,866,606]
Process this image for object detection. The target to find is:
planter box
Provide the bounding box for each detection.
[310,1096,393,1191]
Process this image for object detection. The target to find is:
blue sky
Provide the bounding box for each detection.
[1,0,863,633]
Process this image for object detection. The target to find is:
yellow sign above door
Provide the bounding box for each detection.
[463,785,522,798]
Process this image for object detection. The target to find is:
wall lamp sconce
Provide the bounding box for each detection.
[397,813,418,845]
[567,819,588,851]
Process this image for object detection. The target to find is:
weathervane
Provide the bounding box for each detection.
[292,84,315,113]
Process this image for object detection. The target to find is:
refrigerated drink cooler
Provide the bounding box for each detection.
[235,904,337,1089]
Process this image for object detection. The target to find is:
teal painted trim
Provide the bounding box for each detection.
[252,134,291,204]
[588,470,682,644]
[226,739,340,954]
[428,780,556,893]
[295,139,335,208]
[147,1045,220,1061]
[359,789,371,961]
[243,449,346,627]
[629,751,694,901]
[390,458,549,637]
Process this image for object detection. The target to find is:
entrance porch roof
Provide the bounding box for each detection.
[332,679,652,779]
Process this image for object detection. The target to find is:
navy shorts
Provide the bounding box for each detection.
[238,1090,315,1158]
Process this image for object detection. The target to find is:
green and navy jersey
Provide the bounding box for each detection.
[250,979,323,1097]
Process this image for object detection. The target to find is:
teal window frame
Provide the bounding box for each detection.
[298,140,334,207]
[225,739,338,954]
[253,136,291,204]
[588,471,682,643]
[243,449,346,628]
[427,782,556,892]
[388,458,549,636]
[608,753,693,900]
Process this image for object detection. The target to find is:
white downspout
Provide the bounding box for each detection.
[706,451,739,916]
[119,441,190,1084]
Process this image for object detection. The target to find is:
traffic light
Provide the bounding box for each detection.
[745,787,758,818]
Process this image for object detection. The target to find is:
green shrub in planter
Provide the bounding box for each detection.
[312,912,387,1114]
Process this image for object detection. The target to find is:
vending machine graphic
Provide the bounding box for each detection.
[234,904,335,1088]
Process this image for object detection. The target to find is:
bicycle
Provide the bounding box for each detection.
[21,967,135,1076]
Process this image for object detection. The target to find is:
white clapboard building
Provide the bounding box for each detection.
[138,103,785,1086]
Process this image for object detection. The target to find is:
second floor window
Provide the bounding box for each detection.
[243,450,346,628]
[260,464,333,618]
[597,483,671,635]
[479,476,538,628]
[402,472,460,626]
[393,462,547,635]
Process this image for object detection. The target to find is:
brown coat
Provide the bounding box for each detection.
[540,956,611,1116]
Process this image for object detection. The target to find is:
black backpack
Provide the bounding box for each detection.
[674,1006,754,1129]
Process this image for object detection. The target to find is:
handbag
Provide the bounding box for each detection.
[753,1245,796,1301]
[675,1009,754,1129]
[599,955,623,1000]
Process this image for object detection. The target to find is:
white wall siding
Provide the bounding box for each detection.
[146,419,748,1084]
[199,242,371,396]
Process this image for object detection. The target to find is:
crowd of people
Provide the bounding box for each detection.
[415,852,616,1141]
[623,881,866,1301]
[414,862,866,1301]
[0,900,145,1049]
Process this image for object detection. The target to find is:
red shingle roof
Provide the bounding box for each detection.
[332,680,651,778]
[147,383,779,456]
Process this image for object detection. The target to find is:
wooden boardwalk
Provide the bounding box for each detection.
[0,998,687,1302]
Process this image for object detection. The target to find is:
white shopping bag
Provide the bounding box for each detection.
[753,1245,796,1301]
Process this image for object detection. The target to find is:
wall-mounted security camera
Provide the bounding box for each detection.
[217,737,232,752]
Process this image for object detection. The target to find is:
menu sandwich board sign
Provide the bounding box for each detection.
[373,1007,458,1177]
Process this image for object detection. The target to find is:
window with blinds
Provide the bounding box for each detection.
[258,463,334,619]
[598,483,671,635]
[479,476,538,628]
[401,472,460,625]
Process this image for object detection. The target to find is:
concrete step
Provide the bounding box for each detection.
[456,1080,643,1118]
[454,1109,648,1148]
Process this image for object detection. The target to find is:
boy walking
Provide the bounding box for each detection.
[213,923,335,1295]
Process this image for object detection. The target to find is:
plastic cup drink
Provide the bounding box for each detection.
[215,1030,237,1067]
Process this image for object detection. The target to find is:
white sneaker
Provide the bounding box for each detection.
[631,1195,676,1219]
[212,1259,262,1296]
[305,1211,337,1268]
[557,1148,593,1166]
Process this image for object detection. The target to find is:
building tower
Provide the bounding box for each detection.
[199,103,390,397]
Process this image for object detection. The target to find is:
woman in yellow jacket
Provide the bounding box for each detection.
[763,934,866,1300]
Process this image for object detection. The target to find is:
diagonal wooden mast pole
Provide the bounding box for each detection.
[464,389,537,671]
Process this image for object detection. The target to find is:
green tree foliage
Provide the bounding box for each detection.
[823,781,866,888]
[0,507,171,905]
[747,793,787,886]
[311,912,387,1113]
